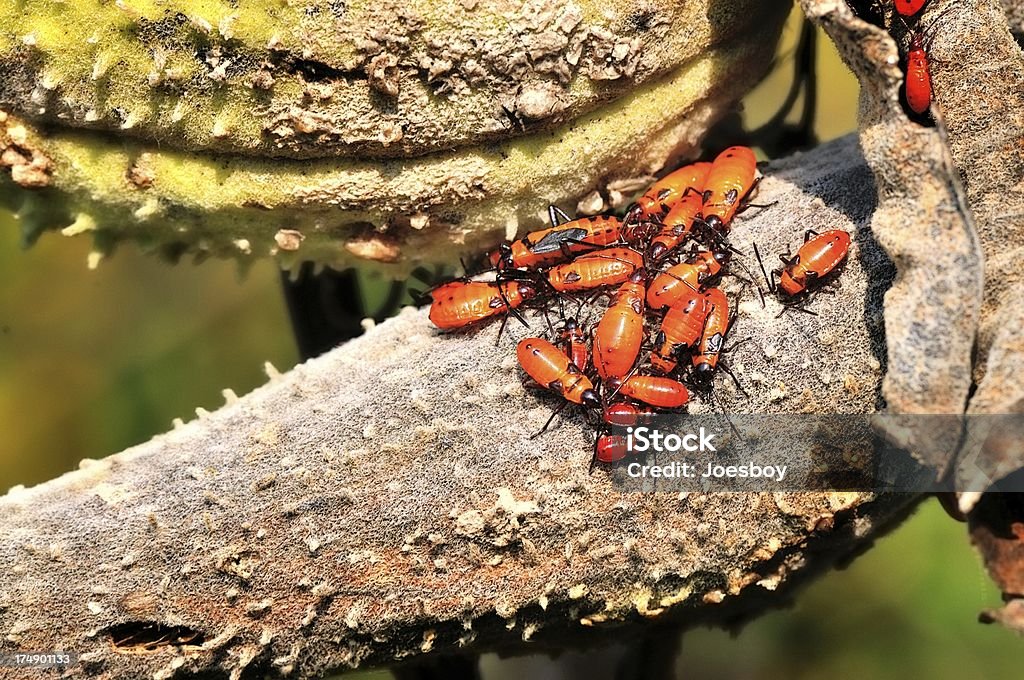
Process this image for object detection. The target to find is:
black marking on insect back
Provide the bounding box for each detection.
[548,379,564,392]
[705,332,724,355]
[657,188,672,201]
[488,296,504,309]
[564,271,582,283]
[532,227,588,254]
[725,189,739,205]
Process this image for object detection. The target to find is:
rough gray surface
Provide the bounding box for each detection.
[0,137,921,679]
[930,0,1024,416]
[1003,0,1024,39]
[927,0,1024,633]
[804,0,1024,634]
[801,0,982,474]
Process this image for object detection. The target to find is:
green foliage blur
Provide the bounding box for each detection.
[0,7,1017,679]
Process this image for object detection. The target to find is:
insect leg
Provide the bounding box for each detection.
[530,398,572,439]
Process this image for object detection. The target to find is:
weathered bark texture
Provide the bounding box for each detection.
[805,0,1024,636]
[1003,0,1024,40]
[0,0,779,160]
[927,0,1024,633]
[0,135,918,680]
[793,0,982,520]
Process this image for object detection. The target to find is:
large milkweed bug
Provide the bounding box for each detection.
[754,229,851,303]
[609,375,690,409]
[593,269,647,381]
[691,287,730,385]
[517,337,602,439]
[687,288,749,397]
[700,146,761,236]
[648,189,704,262]
[651,288,711,374]
[428,279,536,330]
[517,337,600,408]
[544,247,644,293]
[548,314,589,372]
[624,161,711,226]
[646,250,728,309]
[592,402,658,465]
[595,434,629,463]
[903,29,932,116]
[491,207,623,270]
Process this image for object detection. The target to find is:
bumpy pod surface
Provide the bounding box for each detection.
[0,0,788,271]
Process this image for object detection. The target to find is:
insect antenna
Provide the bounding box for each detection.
[707,389,749,454]
[548,204,572,226]
[530,398,572,439]
[718,360,749,399]
[752,242,776,297]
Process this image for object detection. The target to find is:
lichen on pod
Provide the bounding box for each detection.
[0,0,790,272]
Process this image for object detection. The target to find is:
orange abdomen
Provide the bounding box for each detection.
[650,190,703,260]
[631,161,712,221]
[782,230,851,295]
[593,280,645,380]
[646,251,721,309]
[596,435,628,463]
[547,248,642,293]
[619,376,689,409]
[701,146,758,228]
[429,281,526,329]
[517,338,595,405]
[692,288,729,371]
[905,48,932,115]
[654,291,710,361]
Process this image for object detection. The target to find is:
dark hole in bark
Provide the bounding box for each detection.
[104,622,206,652]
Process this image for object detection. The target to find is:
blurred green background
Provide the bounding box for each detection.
[0,7,1016,678]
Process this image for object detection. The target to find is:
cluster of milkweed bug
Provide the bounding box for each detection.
[424,145,851,469]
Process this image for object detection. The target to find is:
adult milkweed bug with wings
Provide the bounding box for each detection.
[491,207,623,270]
